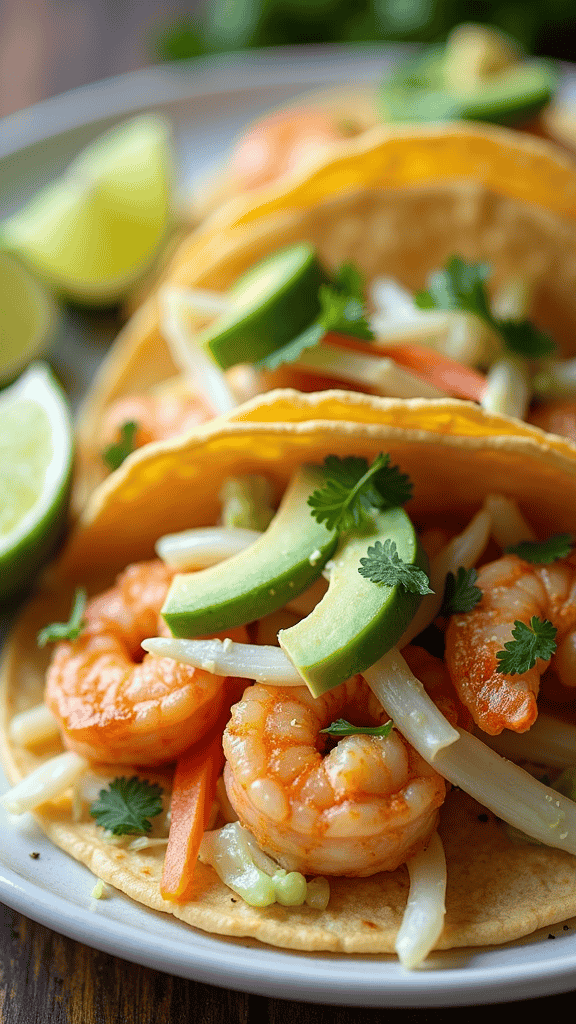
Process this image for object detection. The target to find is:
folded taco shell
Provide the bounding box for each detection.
[4,397,576,954]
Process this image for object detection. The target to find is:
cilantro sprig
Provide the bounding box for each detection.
[496,616,557,676]
[259,260,373,371]
[308,454,413,533]
[441,567,482,616]
[90,776,164,836]
[415,255,555,360]
[102,420,139,472]
[320,718,393,737]
[37,589,87,647]
[505,534,573,565]
[358,539,433,595]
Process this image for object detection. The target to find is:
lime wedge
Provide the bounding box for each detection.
[0,363,73,604]
[0,253,56,384]
[0,116,172,306]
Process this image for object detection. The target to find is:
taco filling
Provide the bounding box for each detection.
[4,400,576,968]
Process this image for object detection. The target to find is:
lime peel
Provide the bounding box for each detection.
[0,115,173,306]
[0,363,73,604]
[0,253,56,384]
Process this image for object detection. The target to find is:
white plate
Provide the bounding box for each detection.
[2,45,576,1007]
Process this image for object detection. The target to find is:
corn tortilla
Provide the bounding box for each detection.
[4,399,576,953]
[74,122,576,512]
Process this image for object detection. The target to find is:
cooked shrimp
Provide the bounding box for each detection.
[528,400,576,443]
[101,385,213,454]
[45,561,228,766]
[445,553,576,735]
[223,666,449,877]
[232,109,359,191]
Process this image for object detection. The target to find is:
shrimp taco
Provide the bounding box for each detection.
[5,392,576,966]
[73,118,576,515]
[190,23,566,221]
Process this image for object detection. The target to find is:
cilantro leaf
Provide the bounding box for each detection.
[90,776,164,836]
[441,567,482,616]
[505,533,574,565]
[496,616,557,675]
[307,453,413,532]
[37,589,87,647]
[415,256,492,320]
[358,539,433,594]
[317,283,374,340]
[333,262,365,300]
[257,260,373,370]
[102,420,139,472]
[498,320,556,359]
[320,718,393,737]
[415,255,556,361]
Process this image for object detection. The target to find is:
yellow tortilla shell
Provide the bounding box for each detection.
[5,399,576,953]
[74,122,576,510]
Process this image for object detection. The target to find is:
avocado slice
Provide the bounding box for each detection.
[380,48,557,127]
[162,464,338,637]
[279,507,427,697]
[198,242,329,370]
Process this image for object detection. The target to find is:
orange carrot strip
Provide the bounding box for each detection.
[160,652,249,903]
[160,725,224,903]
[324,334,487,402]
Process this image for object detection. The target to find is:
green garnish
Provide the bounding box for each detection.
[496,616,557,675]
[416,256,492,319]
[441,567,482,615]
[497,319,557,359]
[102,420,139,471]
[90,776,164,836]
[259,260,373,370]
[308,453,413,532]
[318,261,374,340]
[358,539,433,594]
[37,588,87,647]
[261,321,325,371]
[415,255,555,360]
[320,718,394,737]
[505,533,573,564]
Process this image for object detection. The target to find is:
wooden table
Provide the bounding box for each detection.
[3,903,576,1021]
[2,902,575,1021]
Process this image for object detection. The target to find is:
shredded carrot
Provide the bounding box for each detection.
[324,334,487,402]
[160,721,224,902]
[161,625,249,903]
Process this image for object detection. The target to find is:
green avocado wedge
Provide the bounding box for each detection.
[279,507,428,697]
[380,49,557,127]
[161,465,338,637]
[199,242,329,370]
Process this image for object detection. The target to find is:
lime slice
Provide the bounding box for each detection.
[0,116,172,306]
[0,253,56,384]
[0,363,73,604]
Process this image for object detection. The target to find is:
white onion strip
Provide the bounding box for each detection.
[399,507,492,648]
[1,752,88,815]
[155,526,261,570]
[394,832,447,970]
[481,713,576,769]
[365,652,576,853]
[160,287,237,416]
[141,637,303,686]
[8,703,60,747]
[432,730,576,854]
[363,649,459,757]
[483,494,536,548]
[481,356,531,420]
[295,344,445,399]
